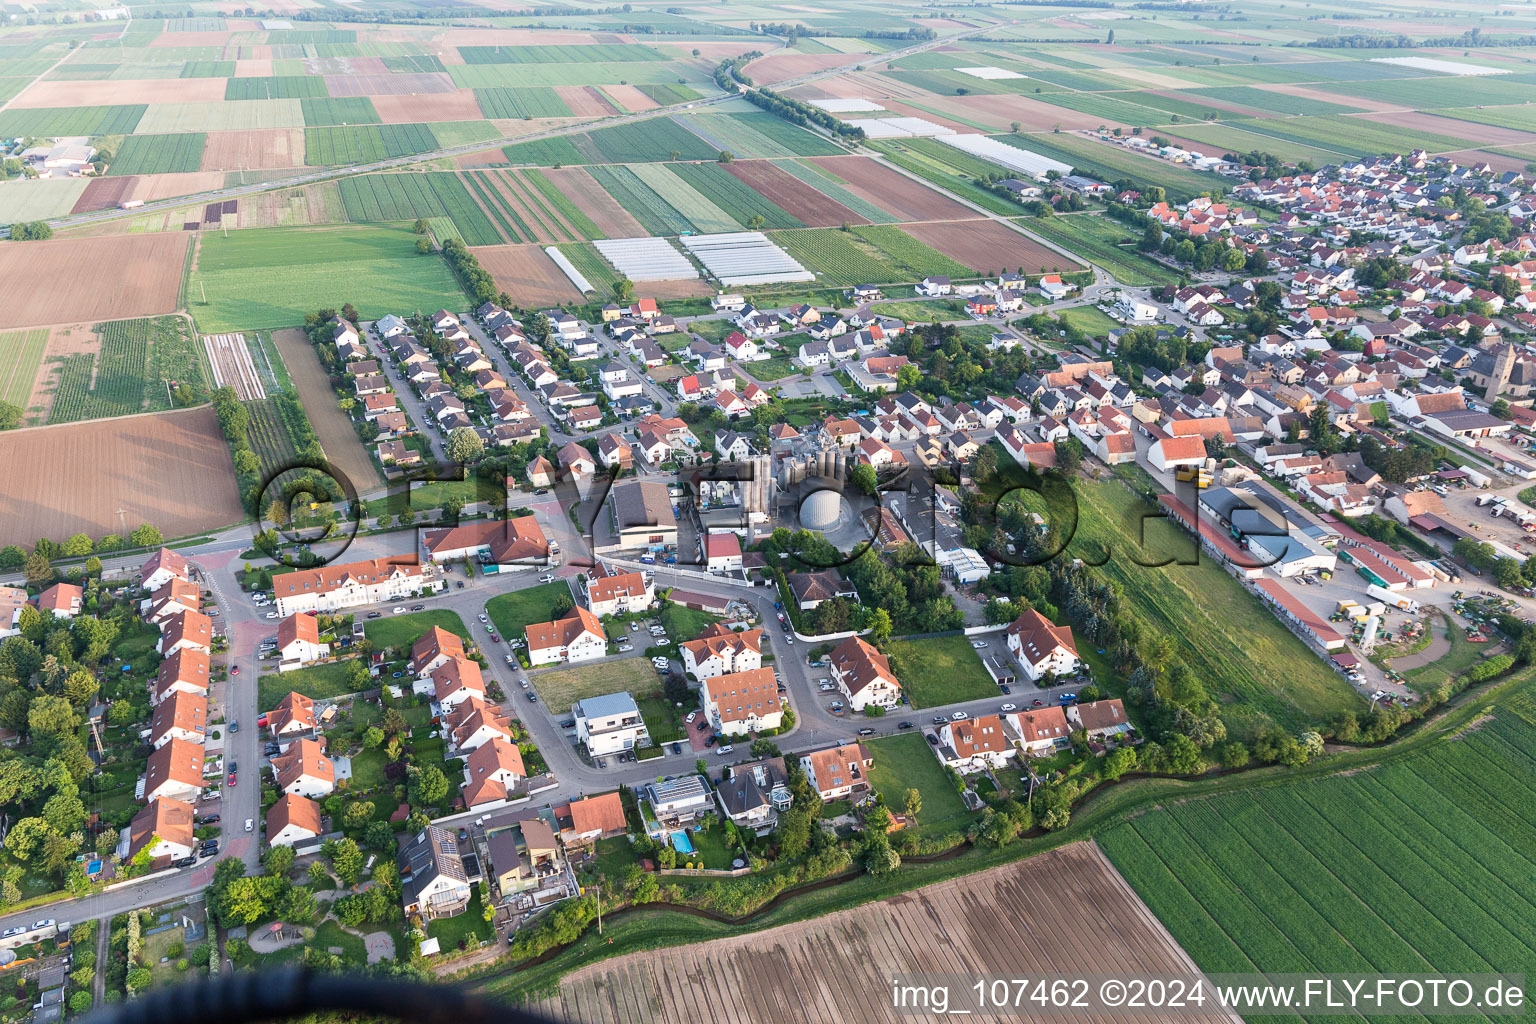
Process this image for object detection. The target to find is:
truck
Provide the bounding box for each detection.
[1336,599,1359,614]
[1366,583,1420,614]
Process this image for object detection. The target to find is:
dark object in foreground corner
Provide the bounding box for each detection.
[82,968,558,1024]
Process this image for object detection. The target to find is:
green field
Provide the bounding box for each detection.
[994,133,1227,202]
[1200,114,1476,161]
[1101,709,1536,998]
[362,608,469,652]
[772,226,967,287]
[458,43,665,64]
[187,225,466,333]
[884,635,999,709]
[1184,85,1363,116]
[257,657,361,713]
[486,581,576,640]
[1055,304,1122,338]
[679,111,844,159]
[525,170,603,239]
[668,161,804,229]
[1020,214,1179,287]
[588,117,718,164]
[304,123,438,166]
[629,163,738,233]
[0,328,51,410]
[181,60,235,78]
[299,97,380,126]
[382,54,446,73]
[869,139,1031,217]
[1435,104,1536,133]
[772,158,900,224]
[1062,478,1359,735]
[226,75,328,100]
[0,104,144,136]
[47,316,205,424]
[450,62,683,89]
[865,732,972,836]
[853,225,970,280]
[501,136,590,167]
[106,132,206,176]
[586,165,694,236]
[473,87,572,119]
[635,83,701,105]
[336,172,503,245]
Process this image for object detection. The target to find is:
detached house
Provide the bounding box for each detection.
[936,714,1016,772]
[798,742,874,802]
[1006,610,1079,681]
[702,667,782,737]
[272,738,336,799]
[526,606,607,666]
[827,636,902,711]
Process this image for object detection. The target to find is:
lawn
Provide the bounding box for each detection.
[311,920,367,965]
[363,609,469,652]
[187,226,467,333]
[865,732,971,835]
[531,656,660,710]
[658,601,720,645]
[636,693,688,744]
[1020,214,1180,288]
[348,747,388,791]
[1055,304,1122,339]
[425,890,493,952]
[871,299,967,323]
[257,658,363,713]
[1063,477,1360,736]
[486,581,574,639]
[685,823,741,870]
[883,635,999,709]
[1401,619,1496,692]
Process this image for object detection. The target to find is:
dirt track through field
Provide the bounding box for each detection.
[0,405,244,546]
[807,155,977,222]
[525,842,1237,1024]
[270,328,381,490]
[0,234,187,329]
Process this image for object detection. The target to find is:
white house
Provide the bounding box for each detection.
[702,667,782,737]
[828,636,902,711]
[526,607,607,666]
[681,624,762,680]
[573,692,649,756]
[1005,609,1079,682]
[266,794,324,848]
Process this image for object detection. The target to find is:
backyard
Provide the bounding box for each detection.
[658,600,720,644]
[257,658,362,713]
[363,609,469,651]
[425,890,493,952]
[864,732,971,836]
[884,634,999,709]
[486,580,575,639]
[636,693,688,744]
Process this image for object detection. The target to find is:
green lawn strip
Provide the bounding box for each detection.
[257,658,363,712]
[363,609,470,651]
[486,581,573,639]
[884,634,999,709]
[636,694,685,744]
[865,732,971,833]
[426,889,493,952]
[867,141,1028,217]
[658,601,720,643]
[1055,303,1121,338]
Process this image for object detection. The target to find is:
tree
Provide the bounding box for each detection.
[23,551,54,586]
[4,817,54,861]
[342,801,375,830]
[0,544,23,567]
[903,787,922,820]
[0,400,22,430]
[362,726,385,749]
[847,462,878,497]
[263,844,295,878]
[27,694,78,741]
[409,764,449,807]
[330,837,365,885]
[1139,223,1163,252]
[346,659,371,692]
[866,607,893,645]
[611,278,635,304]
[364,821,395,851]
[972,444,998,482]
[415,238,432,255]
[10,221,53,241]
[861,832,900,874]
[446,426,484,464]
[1102,746,1137,781]
[60,533,92,558]
[412,218,429,235]
[130,523,162,548]
[717,150,734,163]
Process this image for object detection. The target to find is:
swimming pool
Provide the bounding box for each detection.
[670,831,695,855]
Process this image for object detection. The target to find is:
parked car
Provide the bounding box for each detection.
[819,683,836,692]
[950,711,968,721]
[229,720,238,732]
[926,734,940,745]
[1000,703,1018,712]
[244,818,254,832]
[392,606,406,615]
[718,744,734,755]
[559,719,575,729]
[857,728,875,736]
[596,758,606,768]
[685,710,697,723]
[478,613,488,623]
[696,720,709,732]
[539,574,556,582]
[526,692,537,702]
[266,612,277,619]
[458,827,468,841]
[618,644,633,652]
[173,857,197,868]
[1031,699,1043,707]
[227,773,237,787]
[898,721,914,730]
[367,611,382,619]
[672,742,683,754]
[931,715,947,724]
[971,641,988,649]
[1000,685,1011,694]
[411,604,425,611]
[505,654,515,665]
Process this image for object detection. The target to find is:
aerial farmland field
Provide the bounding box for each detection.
[187,225,465,333]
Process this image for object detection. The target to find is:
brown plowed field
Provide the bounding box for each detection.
[202,128,304,171]
[880,99,985,134]
[0,406,244,546]
[471,245,583,306]
[455,150,506,169]
[544,167,643,238]
[905,220,1080,274]
[725,160,867,227]
[325,72,454,97]
[598,84,659,113]
[127,171,227,204]
[233,58,274,77]
[554,86,615,117]
[71,176,135,214]
[488,170,579,243]
[745,52,861,85]
[0,234,187,329]
[14,77,225,106]
[371,89,482,124]
[523,842,1236,1024]
[270,328,380,489]
[639,278,712,299]
[944,93,1107,132]
[807,155,976,222]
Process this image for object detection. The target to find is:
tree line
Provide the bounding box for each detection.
[743,88,866,141]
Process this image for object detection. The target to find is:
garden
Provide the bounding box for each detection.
[884,634,1000,708]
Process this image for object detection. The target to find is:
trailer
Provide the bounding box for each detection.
[1366,583,1420,613]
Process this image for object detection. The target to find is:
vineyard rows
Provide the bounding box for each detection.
[586,165,692,236]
